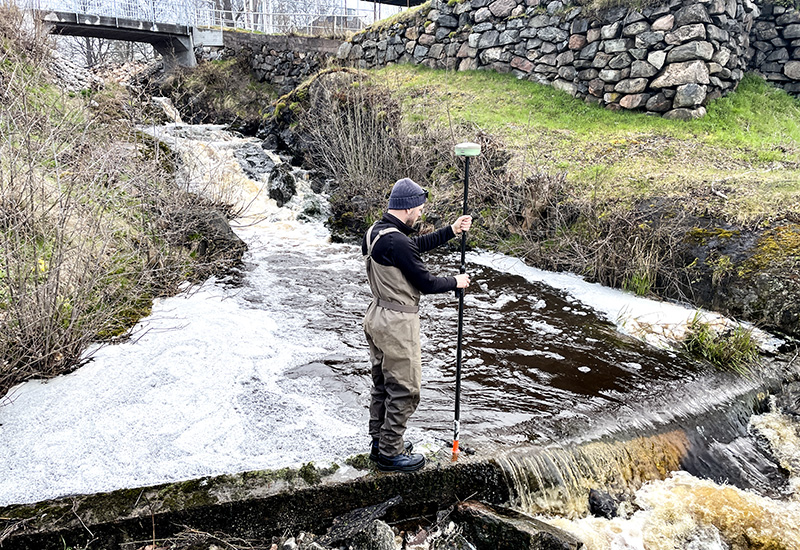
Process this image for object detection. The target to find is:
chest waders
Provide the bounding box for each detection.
[363,225,423,457]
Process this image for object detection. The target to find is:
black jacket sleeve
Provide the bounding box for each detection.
[364,220,457,295]
[394,232,456,294]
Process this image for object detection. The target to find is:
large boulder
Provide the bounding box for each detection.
[171,209,247,267]
[268,163,297,207]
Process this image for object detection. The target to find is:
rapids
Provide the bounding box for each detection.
[1,123,799,549]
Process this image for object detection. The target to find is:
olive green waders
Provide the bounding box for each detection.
[363,225,422,457]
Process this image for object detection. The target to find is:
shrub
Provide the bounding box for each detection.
[0,7,220,398]
[682,313,759,373]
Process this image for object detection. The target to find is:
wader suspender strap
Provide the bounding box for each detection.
[366,224,420,314]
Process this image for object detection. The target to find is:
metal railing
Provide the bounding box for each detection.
[15,0,399,35]
[193,9,373,36]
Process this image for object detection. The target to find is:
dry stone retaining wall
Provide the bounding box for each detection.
[336,0,800,118]
[197,32,341,94]
[198,2,800,116]
[749,3,800,93]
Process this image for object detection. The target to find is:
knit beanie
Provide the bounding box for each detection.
[388,178,427,210]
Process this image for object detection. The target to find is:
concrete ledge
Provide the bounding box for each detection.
[0,459,508,549]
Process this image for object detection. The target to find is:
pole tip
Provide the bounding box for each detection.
[452,439,460,461]
[455,142,481,157]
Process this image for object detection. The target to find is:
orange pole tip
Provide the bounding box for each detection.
[451,440,460,461]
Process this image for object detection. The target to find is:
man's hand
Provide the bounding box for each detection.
[452,215,473,235]
[455,273,470,288]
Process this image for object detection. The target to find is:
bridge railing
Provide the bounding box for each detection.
[192,9,375,36]
[16,0,394,35]
[19,0,192,26]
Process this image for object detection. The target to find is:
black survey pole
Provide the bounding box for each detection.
[452,142,480,460]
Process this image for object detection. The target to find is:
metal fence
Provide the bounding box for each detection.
[16,0,397,35]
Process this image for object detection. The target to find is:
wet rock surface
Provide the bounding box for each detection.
[170,208,247,267]
[453,501,582,550]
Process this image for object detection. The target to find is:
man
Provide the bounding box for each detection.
[362,177,471,473]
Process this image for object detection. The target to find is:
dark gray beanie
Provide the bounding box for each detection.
[388,178,427,210]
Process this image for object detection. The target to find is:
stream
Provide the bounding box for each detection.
[2,123,800,548]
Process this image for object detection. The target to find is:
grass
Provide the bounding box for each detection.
[682,313,759,373]
[372,65,800,225]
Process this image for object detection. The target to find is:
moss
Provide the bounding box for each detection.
[297,462,339,485]
[740,223,800,276]
[685,227,741,246]
[370,0,432,32]
[345,453,375,470]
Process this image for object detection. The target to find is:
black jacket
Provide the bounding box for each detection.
[362,213,457,294]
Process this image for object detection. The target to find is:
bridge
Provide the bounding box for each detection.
[17,0,397,69]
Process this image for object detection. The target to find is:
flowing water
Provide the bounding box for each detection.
[1,123,799,548]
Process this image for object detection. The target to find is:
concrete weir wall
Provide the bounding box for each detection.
[334,0,800,118]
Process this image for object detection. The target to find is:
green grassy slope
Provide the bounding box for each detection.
[375,65,800,225]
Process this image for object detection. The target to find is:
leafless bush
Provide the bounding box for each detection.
[468,139,688,296]
[0,6,208,398]
[297,70,454,234]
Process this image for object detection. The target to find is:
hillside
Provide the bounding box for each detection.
[264,63,800,341]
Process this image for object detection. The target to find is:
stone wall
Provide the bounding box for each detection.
[198,32,342,94]
[749,3,800,93]
[335,0,799,118]
[199,1,800,116]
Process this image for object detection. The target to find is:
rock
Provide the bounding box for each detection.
[319,497,403,548]
[350,520,395,550]
[489,0,517,18]
[623,21,650,36]
[454,501,582,550]
[666,41,714,63]
[604,38,634,53]
[775,382,800,418]
[588,489,618,518]
[651,60,710,87]
[608,52,632,69]
[553,79,577,95]
[511,56,534,72]
[234,143,277,181]
[648,50,667,70]
[599,68,624,82]
[651,14,675,32]
[674,3,711,26]
[631,60,659,78]
[569,34,588,50]
[479,30,501,48]
[601,21,622,39]
[474,6,492,23]
[785,24,800,40]
[268,163,296,207]
[786,61,800,80]
[614,78,648,94]
[663,106,707,119]
[673,83,707,107]
[619,93,649,109]
[538,27,569,42]
[706,24,729,42]
[172,209,247,265]
[665,23,707,45]
[635,31,665,48]
[571,18,589,34]
[646,92,672,111]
